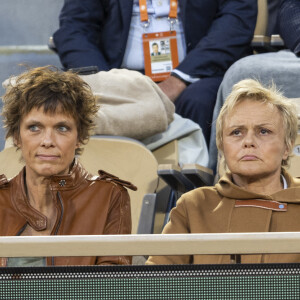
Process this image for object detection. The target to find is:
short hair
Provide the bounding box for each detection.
[216,79,298,166]
[2,66,99,155]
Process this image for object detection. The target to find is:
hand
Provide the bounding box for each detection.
[158,75,187,102]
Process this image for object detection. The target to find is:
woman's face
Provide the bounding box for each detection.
[16,107,80,179]
[222,99,289,180]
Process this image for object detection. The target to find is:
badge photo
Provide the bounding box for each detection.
[143,31,179,82]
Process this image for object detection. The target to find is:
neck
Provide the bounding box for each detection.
[232,170,284,195]
[25,175,53,213]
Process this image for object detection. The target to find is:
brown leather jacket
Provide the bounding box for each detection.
[0,159,136,266]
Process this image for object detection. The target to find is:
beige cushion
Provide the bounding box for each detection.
[80,69,175,140]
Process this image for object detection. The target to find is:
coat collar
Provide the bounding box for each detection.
[215,169,300,204]
[46,159,91,190]
[9,159,90,231]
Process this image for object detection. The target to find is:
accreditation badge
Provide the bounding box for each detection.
[143,31,179,82]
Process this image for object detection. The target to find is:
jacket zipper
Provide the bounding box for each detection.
[50,191,64,265]
[16,224,27,236]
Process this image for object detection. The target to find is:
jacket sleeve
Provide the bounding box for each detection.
[278,0,300,56]
[53,0,110,70]
[96,185,132,265]
[146,196,192,265]
[176,0,257,78]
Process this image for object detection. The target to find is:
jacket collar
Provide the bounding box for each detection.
[46,158,90,190]
[10,158,89,231]
[215,169,300,204]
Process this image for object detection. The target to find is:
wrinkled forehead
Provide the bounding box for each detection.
[19,105,76,127]
[223,99,283,128]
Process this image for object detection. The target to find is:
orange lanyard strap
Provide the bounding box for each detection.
[139,0,149,23]
[139,0,178,23]
[169,0,178,19]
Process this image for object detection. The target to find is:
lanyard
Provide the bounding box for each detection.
[139,0,178,24]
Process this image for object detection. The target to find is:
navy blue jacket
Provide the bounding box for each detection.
[53,0,257,78]
[279,0,300,56]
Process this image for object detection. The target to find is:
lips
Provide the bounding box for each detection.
[36,154,60,160]
[240,155,258,161]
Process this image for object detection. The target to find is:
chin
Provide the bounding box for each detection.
[236,170,265,179]
[36,167,68,177]
[233,167,280,180]
[229,165,265,178]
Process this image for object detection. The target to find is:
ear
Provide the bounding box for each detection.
[13,133,21,148]
[75,139,81,149]
[282,143,290,161]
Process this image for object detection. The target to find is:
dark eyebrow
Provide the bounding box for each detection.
[56,121,71,126]
[24,119,42,125]
[24,120,73,127]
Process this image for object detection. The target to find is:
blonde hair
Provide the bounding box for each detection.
[216,79,298,166]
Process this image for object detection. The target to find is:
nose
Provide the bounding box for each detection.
[242,131,257,148]
[41,129,55,148]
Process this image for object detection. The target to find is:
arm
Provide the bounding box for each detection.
[278,0,300,55]
[159,0,257,101]
[158,75,187,102]
[53,0,109,70]
[96,186,132,265]
[146,196,193,265]
[177,0,257,78]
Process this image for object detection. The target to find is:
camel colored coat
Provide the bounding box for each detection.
[147,169,300,265]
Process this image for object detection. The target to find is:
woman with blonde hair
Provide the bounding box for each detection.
[147,79,300,265]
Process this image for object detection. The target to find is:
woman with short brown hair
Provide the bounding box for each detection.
[1,66,136,267]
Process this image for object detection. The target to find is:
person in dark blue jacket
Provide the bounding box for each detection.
[53,0,257,146]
